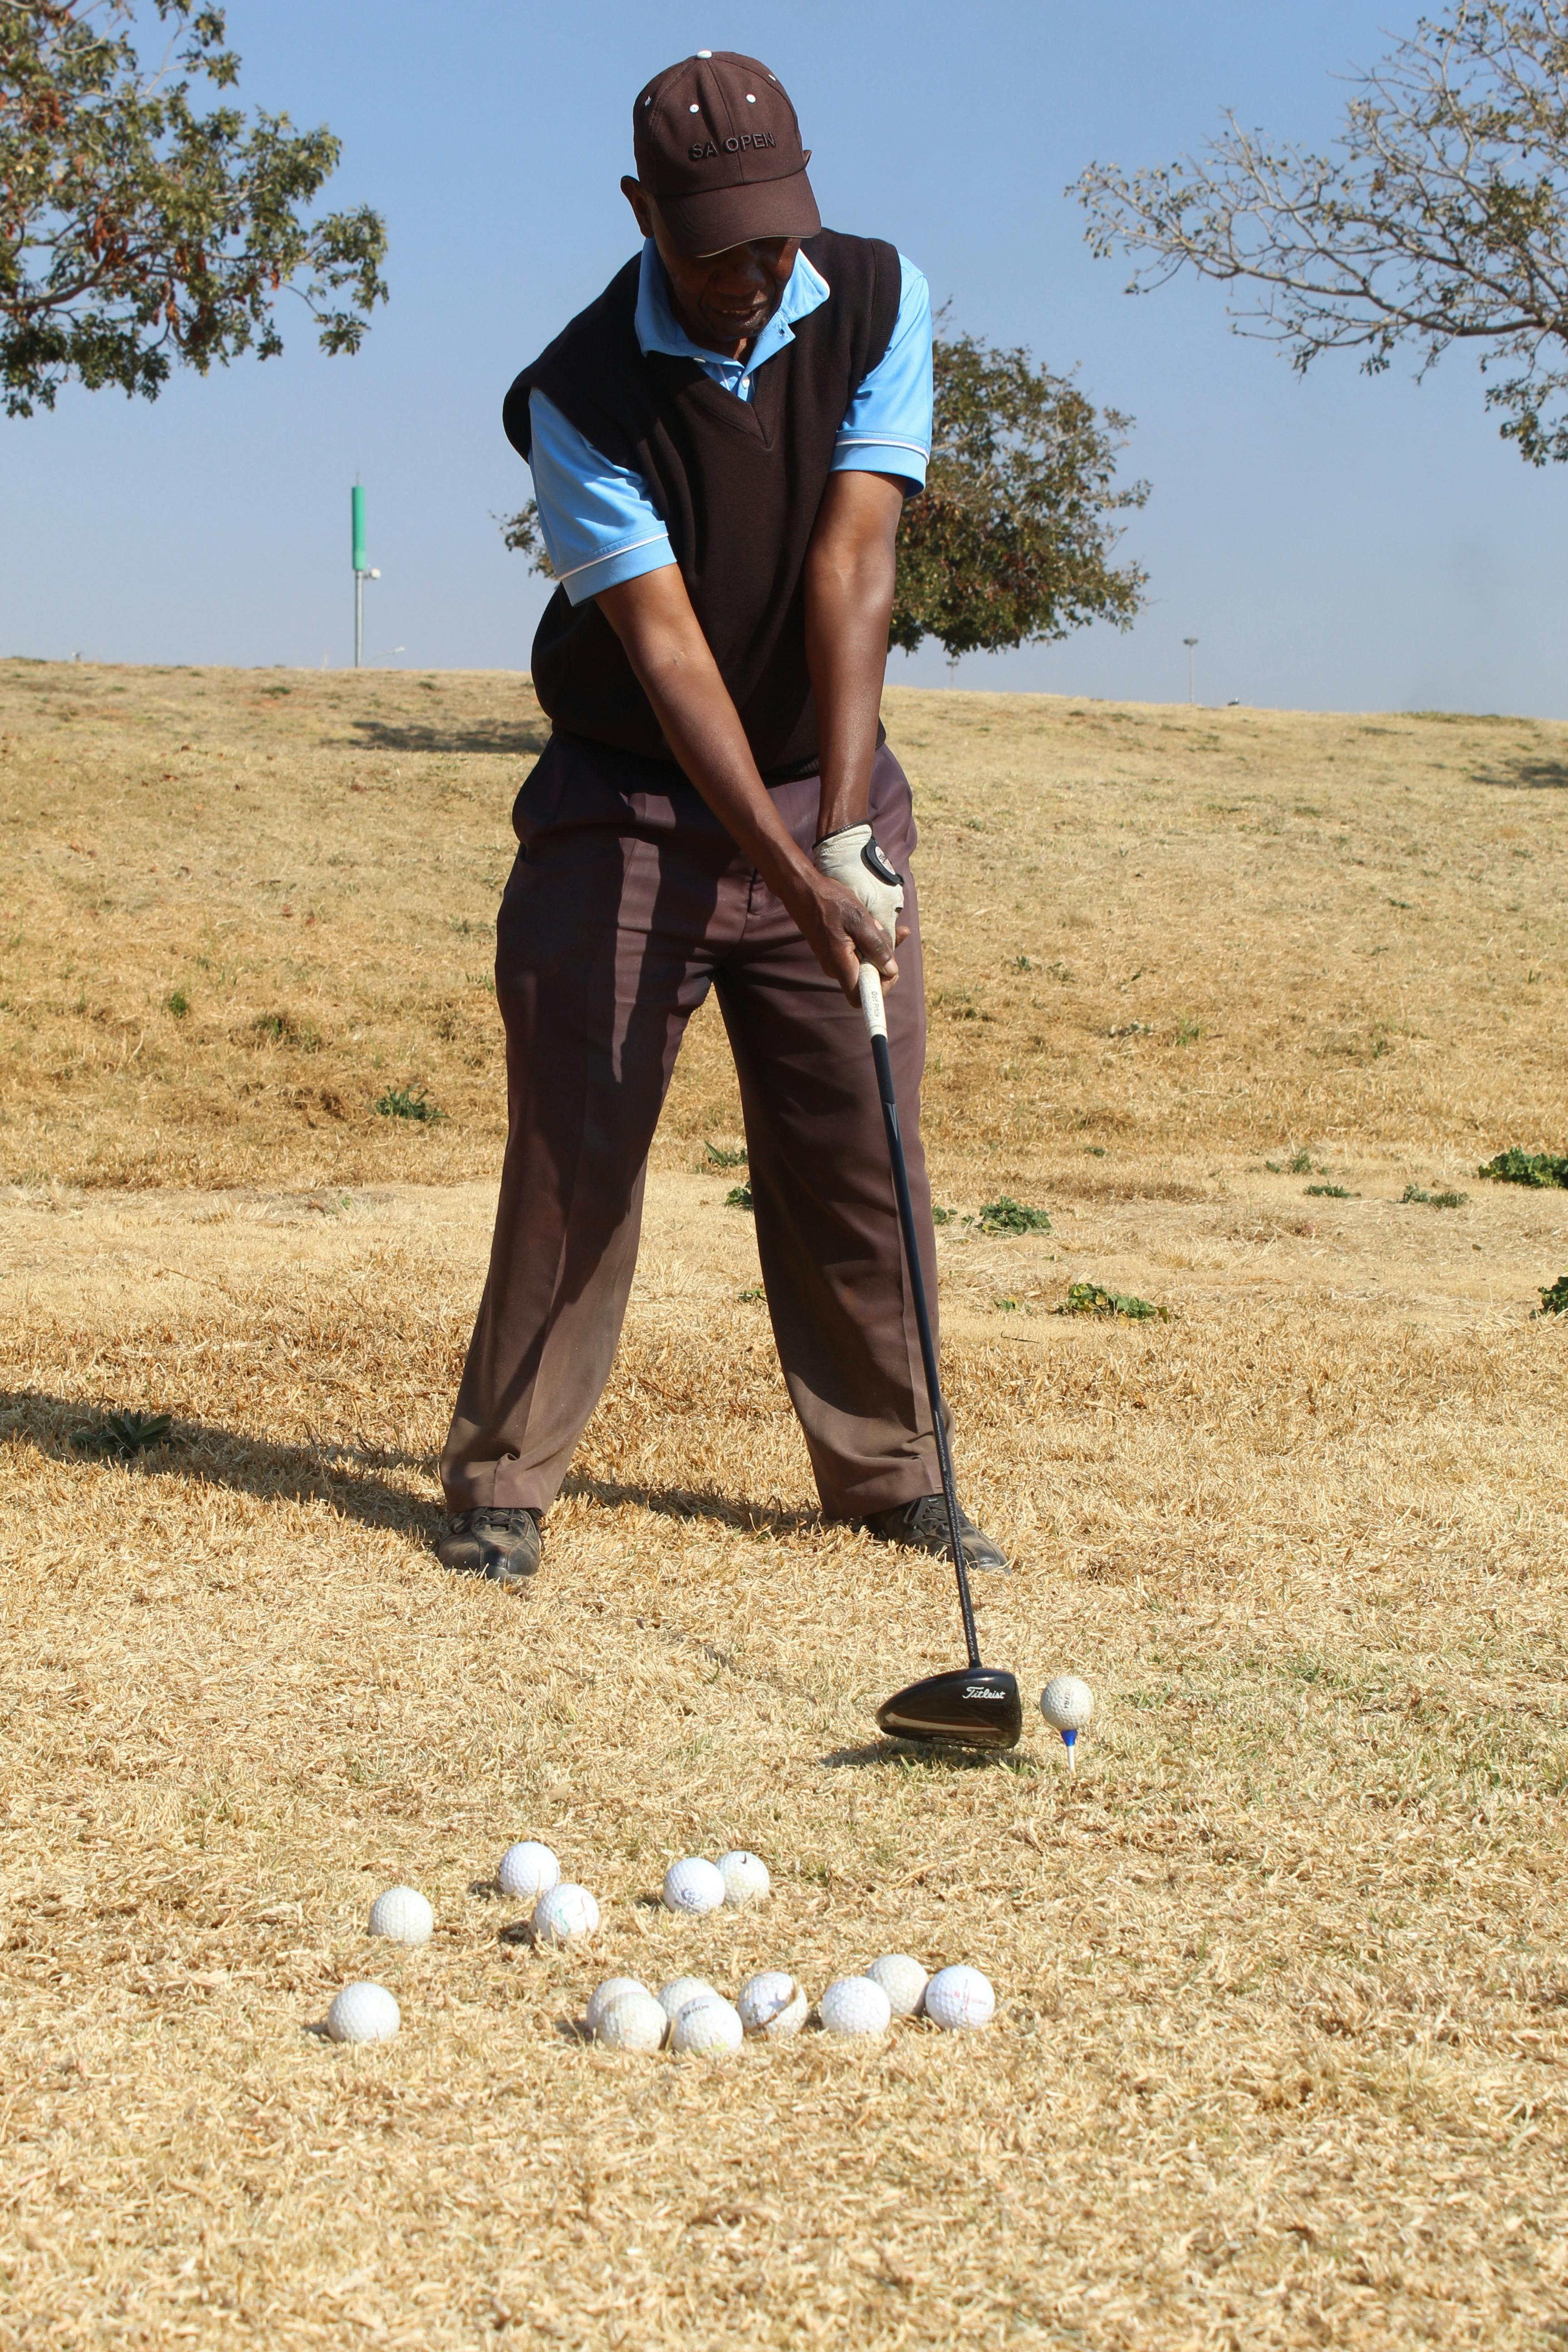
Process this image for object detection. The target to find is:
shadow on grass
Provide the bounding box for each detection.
[0,1388,442,1545]
[562,1471,819,1538]
[1481,755,1568,790]
[341,717,549,757]
[820,1738,1040,1774]
[2,1392,817,1553]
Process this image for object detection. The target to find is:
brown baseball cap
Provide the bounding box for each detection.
[632,52,821,255]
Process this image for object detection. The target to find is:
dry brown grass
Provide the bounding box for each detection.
[3,662,1568,2350]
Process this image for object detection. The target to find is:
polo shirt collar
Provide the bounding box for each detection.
[633,240,830,376]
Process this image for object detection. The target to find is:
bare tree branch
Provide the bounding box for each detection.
[1073,0,1568,462]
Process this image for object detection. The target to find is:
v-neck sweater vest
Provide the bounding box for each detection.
[504,229,902,784]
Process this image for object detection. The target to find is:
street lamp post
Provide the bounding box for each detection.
[351,483,379,666]
[1182,636,1199,706]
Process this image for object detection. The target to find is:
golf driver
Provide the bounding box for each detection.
[858,962,1022,1751]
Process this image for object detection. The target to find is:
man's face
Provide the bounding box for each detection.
[622,178,797,355]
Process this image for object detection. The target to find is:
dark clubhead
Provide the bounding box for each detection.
[877,1666,1024,1752]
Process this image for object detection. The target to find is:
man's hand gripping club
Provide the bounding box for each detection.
[596,471,909,1001]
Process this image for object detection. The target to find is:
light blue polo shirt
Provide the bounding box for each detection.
[527,240,933,606]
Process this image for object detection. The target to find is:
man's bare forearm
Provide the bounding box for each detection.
[803,471,905,840]
[596,564,897,997]
[598,569,812,894]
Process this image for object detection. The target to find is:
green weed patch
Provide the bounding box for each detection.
[1537,1273,1568,1316]
[69,1409,174,1461]
[725,1182,754,1212]
[974,1196,1052,1235]
[1478,1147,1568,1190]
[1403,1184,1468,1209]
[375,1083,443,1123]
[704,1142,747,1168]
[1056,1281,1167,1321]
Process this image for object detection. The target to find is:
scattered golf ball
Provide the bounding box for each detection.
[657,1975,715,2020]
[326,1982,401,2044]
[593,1989,667,2053]
[865,1953,927,2018]
[925,1964,995,2032]
[715,1850,771,1908]
[498,1840,560,1902]
[367,1886,433,1946]
[531,1882,599,1945]
[819,1975,892,2040]
[1039,1675,1094,1766]
[670,1994,744,2056]
[585,1977,649,2035]
[662,1857,726,1916]
[736,1970,808,2039]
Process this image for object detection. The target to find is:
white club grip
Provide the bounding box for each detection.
[858,960,888,1041]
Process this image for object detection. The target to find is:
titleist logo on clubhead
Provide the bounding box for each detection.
[963,1686,1007,1701]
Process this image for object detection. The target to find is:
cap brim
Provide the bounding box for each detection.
[656,167,821,256]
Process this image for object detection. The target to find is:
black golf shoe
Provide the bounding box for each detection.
[436,1506,542,1590]
[865,1495,1009,1570]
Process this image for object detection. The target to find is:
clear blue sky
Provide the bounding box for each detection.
[5,0,1564,714]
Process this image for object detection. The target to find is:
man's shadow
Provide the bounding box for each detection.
[2,1387,445,1542]
[1,1390,809,1546]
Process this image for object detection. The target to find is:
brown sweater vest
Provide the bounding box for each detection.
[505,230,902,782]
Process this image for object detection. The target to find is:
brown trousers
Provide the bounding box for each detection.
[440,729,944,1521]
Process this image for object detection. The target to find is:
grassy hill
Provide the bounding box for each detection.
[2,662,1567,2350]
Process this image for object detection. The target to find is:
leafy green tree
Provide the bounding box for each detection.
[499,331,1149,661]
[888,332,1147,660]
[1075,0,1568,466]
[1,0,387,416]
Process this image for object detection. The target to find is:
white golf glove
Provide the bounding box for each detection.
[812,822,904,946]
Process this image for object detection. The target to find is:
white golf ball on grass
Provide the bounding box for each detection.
[662,1857,726,1916]
[594,1989,668,2053]
[367,1886,433,1946]
[498,1840,560,1901]
[819,1976,892,2040]
[327,1982,401,2044]
[715,1850,770,1908]
[865,1954,927,2018]
[531,1882,599,1945]
[585,1977,649,2035]
[924,1965,995,2032]
[736,1970,808,2039]
[670,1995,745,2056]
[657,1975,715,2021]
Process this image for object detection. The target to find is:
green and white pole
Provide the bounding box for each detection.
[351,483,379,667]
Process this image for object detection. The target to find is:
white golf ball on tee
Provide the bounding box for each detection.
[531,1882,599,1945]
[819,1975,892,2039]
[925,1964,995,2032]
[662,1857,726,1916]
[498,1841,560,1902]
[327,1982,401,2043]
[715,1850,770,1908]
[736,1970,808,2038]
[670,1994,744,2056]
[585,1977,649,2035]
[368,1886,433,1945]
[594,1989,667,2052]
[1039,1676,1094,1732]
[865,1953,927,2018]
[1040,1676,1094,1769]
[657,1975,715,2020]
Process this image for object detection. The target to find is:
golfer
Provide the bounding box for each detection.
[438,50,1005,1584]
